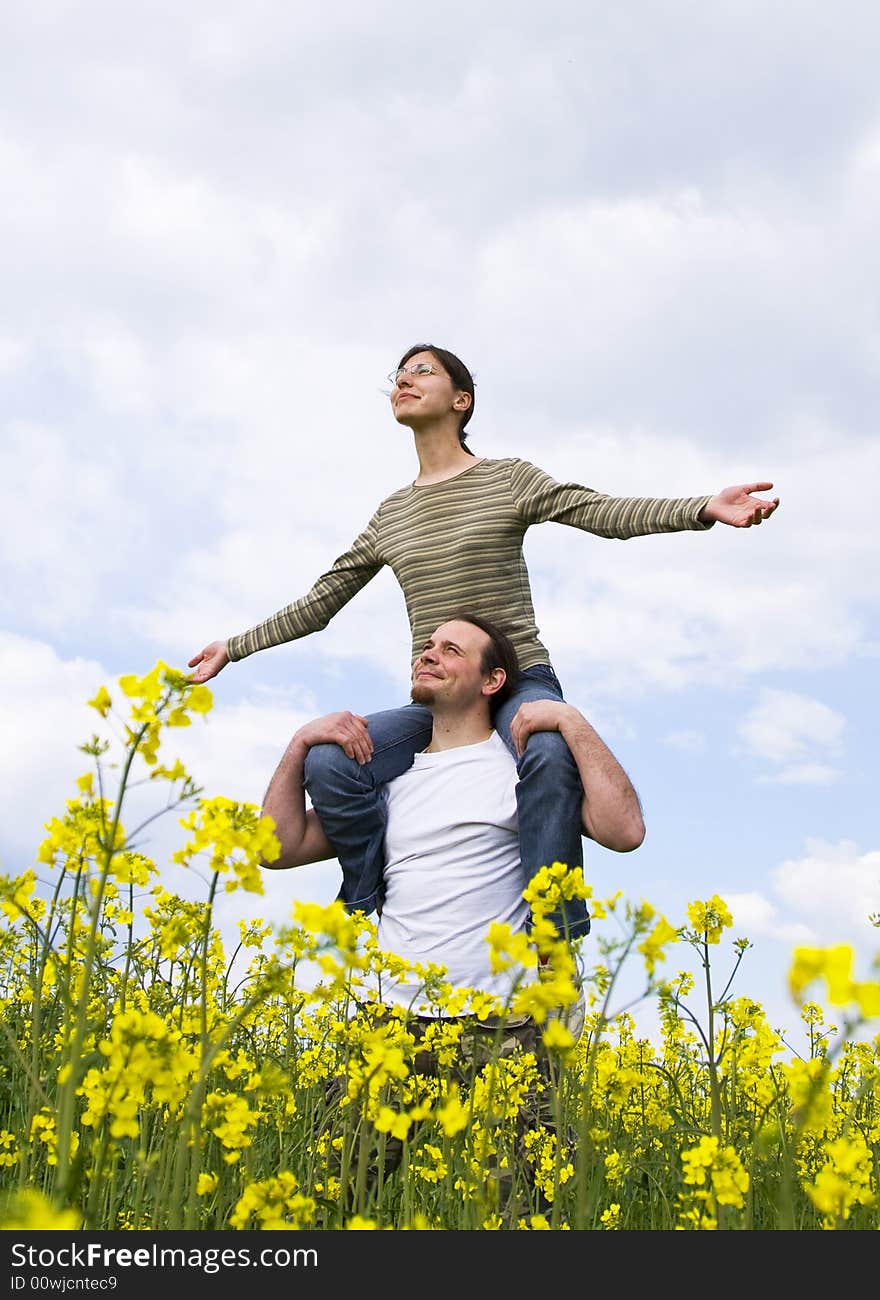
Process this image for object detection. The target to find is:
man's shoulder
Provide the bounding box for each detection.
[451,730,517,775]
[486,729,517,765]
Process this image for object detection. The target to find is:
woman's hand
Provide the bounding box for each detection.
[699,483,780,527]
[187,640,230,683]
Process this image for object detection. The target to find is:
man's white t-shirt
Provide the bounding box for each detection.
[376,730,529,1015]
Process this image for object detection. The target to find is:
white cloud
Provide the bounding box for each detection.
[722,892,814,944]
[0,421,141,634]
[737,688,845,768]
[0,635,109,865]
[78,325,160,416]
[772,839,880,936]
[108,156,338,308]
[0,337,26,372]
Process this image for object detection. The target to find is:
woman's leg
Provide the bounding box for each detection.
[303,702,433,915]
[492,666,590,941]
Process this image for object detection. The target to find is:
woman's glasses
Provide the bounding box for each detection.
[386,362,439,386]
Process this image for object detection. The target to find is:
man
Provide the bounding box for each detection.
[261,612,645,1214]
[261,612,645,1024]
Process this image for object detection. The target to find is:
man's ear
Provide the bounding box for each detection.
[482,667,506,698]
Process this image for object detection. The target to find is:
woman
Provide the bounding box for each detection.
[189,343,779,938]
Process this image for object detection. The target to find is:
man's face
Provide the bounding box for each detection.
[410,619,494,711]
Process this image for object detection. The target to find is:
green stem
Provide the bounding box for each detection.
[55,720,146,1196]
[700,938,722,1140]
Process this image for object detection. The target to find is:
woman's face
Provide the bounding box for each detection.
[389,351,469,428]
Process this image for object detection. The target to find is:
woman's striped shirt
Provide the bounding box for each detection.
[227,457,713,671]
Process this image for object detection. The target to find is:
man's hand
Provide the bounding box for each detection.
[296,711,373,765]
[188,640,230,683]
[509,699,578,758]
[700,483,780,527]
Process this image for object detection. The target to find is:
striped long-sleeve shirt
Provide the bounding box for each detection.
[227,457,713,671]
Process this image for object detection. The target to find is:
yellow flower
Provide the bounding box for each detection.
[542,1017,575,1052]
[789,945,855,1005]
[150,758,190,783]
[852,980,880,1017]
[87,685,112,717]
[0,870,42,924]
[75,771,94,797]
[373,1106,412,1140]
[203,1091,261,1152]
[523,861,590,922]
[229,1173,315,1230]
[436,1086,468,1137]
[174,798,280,894]
[412,1144,448,1184]
[165,706,192,728]
[486,921,534,972]
[805,1135,876,1223]
[679,1136,749,1215]
[187,684,213,714]
[466,989,505,1020]
[686,895,733,944]
[0,1130,19,1169]
[0,1189,81,1230]
[638,914,679,975]
[119,665,164,702]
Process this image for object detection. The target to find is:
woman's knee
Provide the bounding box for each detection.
[303,742,361,795]
[517,727,579,778]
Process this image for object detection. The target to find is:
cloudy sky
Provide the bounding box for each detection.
[3,1,878,1048]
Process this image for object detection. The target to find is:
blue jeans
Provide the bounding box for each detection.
[302,665,590,940]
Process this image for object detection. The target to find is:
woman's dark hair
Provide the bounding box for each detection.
[397,343,476,451]
[447,611,520,712]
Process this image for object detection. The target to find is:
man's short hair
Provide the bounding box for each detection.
[446,612,520,712]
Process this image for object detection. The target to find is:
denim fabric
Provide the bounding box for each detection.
[492,665,590,940]
[303,702,433,915]
[302,665,590,940]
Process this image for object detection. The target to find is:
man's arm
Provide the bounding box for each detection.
[508,701,646,853]
[260,711,374,869]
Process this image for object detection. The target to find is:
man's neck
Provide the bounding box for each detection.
[424,712,494,754]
